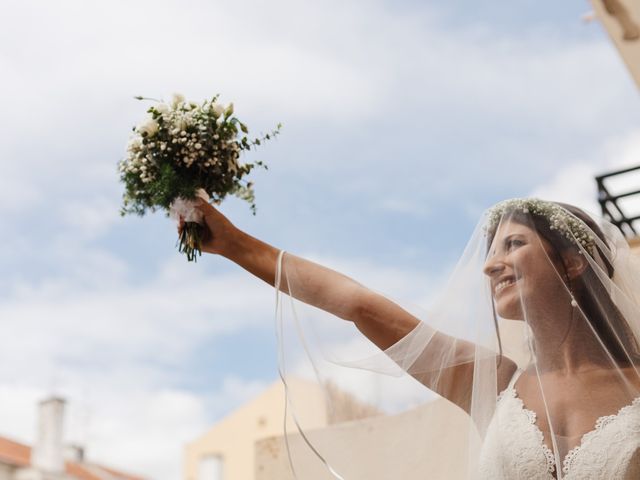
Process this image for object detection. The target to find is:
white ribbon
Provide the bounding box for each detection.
[169,188,210,224]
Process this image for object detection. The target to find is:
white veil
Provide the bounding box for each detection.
[273,198,640,479]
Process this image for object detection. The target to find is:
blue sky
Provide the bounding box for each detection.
[1,0,640,478]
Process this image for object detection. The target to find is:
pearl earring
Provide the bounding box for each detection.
[567,275,578,308]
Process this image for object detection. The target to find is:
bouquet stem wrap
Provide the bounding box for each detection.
[169,188,211,262]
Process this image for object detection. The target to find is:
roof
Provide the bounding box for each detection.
[0,435,145,480]
[0,436,30,467]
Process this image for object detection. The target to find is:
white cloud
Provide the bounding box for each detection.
[57,196,123,241]
[1,0,636,217]
[86,389,208,477]
[0,377,267,480]
[83,380,268,480]
[529,162,600,212]
[298,252,445,304]
[0,384,43,443]
[529,128,640,219]
[0,262,274,382]
[0,250,275,478]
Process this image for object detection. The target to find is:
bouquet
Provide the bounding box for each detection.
[118,93,281,261]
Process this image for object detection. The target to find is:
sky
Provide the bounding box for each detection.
[1,0,640,479]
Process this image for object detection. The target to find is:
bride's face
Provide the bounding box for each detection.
[483,220,566,321]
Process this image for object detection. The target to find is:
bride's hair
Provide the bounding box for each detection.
[489,201,640,365]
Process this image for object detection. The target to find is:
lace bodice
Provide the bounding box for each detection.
[477,371,640,479]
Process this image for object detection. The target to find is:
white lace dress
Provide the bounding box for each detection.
[478,370,640,479]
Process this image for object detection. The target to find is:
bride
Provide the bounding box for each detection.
[179,197,640,479]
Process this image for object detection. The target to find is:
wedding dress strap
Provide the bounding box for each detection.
[507,368,524,390]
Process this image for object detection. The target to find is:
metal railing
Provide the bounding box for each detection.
[595,164,640,237]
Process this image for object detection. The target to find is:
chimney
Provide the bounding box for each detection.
[32,397,66,473]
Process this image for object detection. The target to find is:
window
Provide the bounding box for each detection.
[198,454,223,480]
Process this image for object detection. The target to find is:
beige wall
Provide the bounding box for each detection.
[184,379,328,480]
[255,399,471,480]
[630,236,640,254]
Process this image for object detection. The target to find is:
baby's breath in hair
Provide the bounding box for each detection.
[486,198,596,254]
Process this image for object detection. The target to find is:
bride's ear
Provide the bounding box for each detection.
[562,250,589,280]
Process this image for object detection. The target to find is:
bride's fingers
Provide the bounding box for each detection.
[194,198,212,215]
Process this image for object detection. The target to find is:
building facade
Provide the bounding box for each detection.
[183,378,379,480]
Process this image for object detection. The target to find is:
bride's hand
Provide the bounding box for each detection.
[177,199,239,256]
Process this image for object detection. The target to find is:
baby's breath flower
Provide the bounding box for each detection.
[486,198,596,253]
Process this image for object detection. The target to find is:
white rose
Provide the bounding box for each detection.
[211,103,225,118]
[171,93,185,109]
[225,102,234,116]
[155,103,170,115]
[137,118,159,137]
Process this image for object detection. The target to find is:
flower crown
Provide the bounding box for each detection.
[486,198,596,253]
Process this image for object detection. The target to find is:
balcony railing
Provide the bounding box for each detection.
[595,165,640,238]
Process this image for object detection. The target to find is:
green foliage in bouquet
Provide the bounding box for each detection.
[119,93,281,261]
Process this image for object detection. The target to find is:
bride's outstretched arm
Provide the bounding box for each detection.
[184,199,516,411]
[184,198,417,347]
